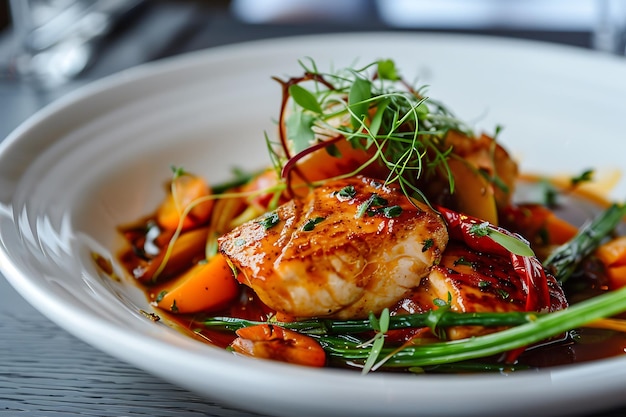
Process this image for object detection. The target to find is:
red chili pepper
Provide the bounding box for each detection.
[436,206,509,258]
[436,205,551,313]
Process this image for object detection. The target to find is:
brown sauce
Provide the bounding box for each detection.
[113,182,626,373]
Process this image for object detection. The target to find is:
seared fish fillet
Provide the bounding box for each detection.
[396,242,568,339]
[219,176,448,319]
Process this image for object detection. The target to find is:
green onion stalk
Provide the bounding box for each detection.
[201,204,626,372]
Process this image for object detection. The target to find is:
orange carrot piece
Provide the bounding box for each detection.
[607,265,626,290]
[136,227,209,283]
[595,236,626,290]
[596,236,626,267]
[230,324,326,367]
[543,211,579,245]
[157,174,214,231]
[156,253,239,314]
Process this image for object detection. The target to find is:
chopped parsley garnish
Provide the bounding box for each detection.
[422,238,434,252]
[571,169,594,187]
[381,205,403,218]
[303,216,326,231]
[337,185,357,199]
[469,222,490,237]
[259,212,281,230]
[356,193,391,218]
[155,290,167,303]
[454,257,472,267]
[497,289,510,300]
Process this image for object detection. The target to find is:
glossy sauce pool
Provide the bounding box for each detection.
[112,181,626,373]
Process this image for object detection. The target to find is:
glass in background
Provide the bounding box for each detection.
[8,0,142,88]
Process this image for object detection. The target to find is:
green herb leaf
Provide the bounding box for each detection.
[259,212,280,230]
[377,59,399,80]
[381,205,403,218]
[289,84,323,114]
[454,256,472,267]
[470,222,534,257]
[303,216,326,231]
[469,222,490,237]
[325,143,341,158]
[487,228,535,257]
[497,289,510,300]
[425,304,451,339]
[356,193,388,218]
[155,290,167,303]
[286,112,315,153]
[571,169,594,187]
[361,308,390,374]
[170,165,187,179]
[337,185,357,199]
[422,238,434,252]
[368,98,390,139]
[348,77,372,129]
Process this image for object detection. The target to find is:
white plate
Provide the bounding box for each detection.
[1,33,626,417]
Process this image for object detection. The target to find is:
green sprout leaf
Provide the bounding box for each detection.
[170,165,187,179]
[289,84,323,114]
[302,216,326,231]
[470,222,535,257]
[348,77,372,129]
[377,59,400,80]
[286,112,315,153]
[259,212,280,230]
[487,229,535,257]
[337,185,357,199]
[571,169,594,187]
[361,308,390,374]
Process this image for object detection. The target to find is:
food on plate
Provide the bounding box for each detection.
[114,59,626,373]
[220,176,448,320]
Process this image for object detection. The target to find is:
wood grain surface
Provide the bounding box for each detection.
[0,278,262,417]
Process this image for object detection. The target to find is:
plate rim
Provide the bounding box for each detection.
[2,32,626,417]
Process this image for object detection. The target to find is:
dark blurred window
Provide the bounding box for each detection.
[0,0,9,32]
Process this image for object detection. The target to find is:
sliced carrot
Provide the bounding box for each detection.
[137,227,209,283]
[596,236,626,267]
[595,237,626,290]
[157,174,214,231]
[542,211,579,245]
[156,253,239,314]
[607,265,626,290]
[231,324,326,367]
[502,204,577,246]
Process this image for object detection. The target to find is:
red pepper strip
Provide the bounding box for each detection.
[511,254,552,312]
[435,206,509,258]
[436,205,551,312]
[436,205,553,364]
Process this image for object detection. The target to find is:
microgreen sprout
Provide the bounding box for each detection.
[469,222,535,257]
[273,59,477,202]
[361,308,390,374]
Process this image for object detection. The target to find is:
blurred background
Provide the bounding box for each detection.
[1,2,626,416]
[0,0,624,85]
[0,0,624,148]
